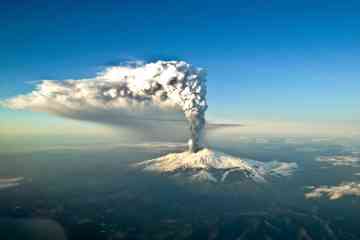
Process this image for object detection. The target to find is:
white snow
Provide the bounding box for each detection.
[191,170,218,183]
[136,148,297,183]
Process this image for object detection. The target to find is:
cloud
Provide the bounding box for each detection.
[305,182,360,200]
[15,141,187,153]
[204,120,360,138]
[0,177,24,190]
[2,61,207,150]
[316,154,360,167]
[103,59,145,67]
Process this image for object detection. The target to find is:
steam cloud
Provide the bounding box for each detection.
[3,61,207,152]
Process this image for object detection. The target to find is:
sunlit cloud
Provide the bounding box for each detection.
[2,61,208,149]
[10,141,187,153]
[0,177,24,190]
[206,119,360,138]
[305,182,360,200]
[316,154,360,167]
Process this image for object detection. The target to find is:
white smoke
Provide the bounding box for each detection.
[2,61,207,152]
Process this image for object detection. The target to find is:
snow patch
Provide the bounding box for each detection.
[135,148,297,183]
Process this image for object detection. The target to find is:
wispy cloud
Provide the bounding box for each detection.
[305,182,360,200]
[17,142,187,153]
[0,177,24,190]
[102,58,145,67]
[316,154,360,167]
[206,120,360,138]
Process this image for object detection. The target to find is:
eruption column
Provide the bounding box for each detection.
[3,61,208,152]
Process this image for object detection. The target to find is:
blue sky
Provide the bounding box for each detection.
[1,0,359,137]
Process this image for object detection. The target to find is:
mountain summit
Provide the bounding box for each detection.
[136,148,297,183]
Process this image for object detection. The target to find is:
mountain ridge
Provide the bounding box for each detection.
[136,148,297,183]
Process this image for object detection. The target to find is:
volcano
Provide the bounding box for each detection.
[136,148,297,183]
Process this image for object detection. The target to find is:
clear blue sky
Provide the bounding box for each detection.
[1,0,359,132]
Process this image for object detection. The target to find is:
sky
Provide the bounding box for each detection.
[0,0,359,140]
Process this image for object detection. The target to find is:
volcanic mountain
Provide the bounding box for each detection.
[136,148,297,183]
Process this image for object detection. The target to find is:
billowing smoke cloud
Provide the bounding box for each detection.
[3,61,207,152]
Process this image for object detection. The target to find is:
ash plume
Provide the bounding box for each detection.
[2,61,207,152]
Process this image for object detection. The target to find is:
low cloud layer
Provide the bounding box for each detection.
[2,61,207,151]
[305,182,360,200]
[316,154,360,167]
[0,177,24,190]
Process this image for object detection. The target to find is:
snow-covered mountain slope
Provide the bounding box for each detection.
[135,148,297,183]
